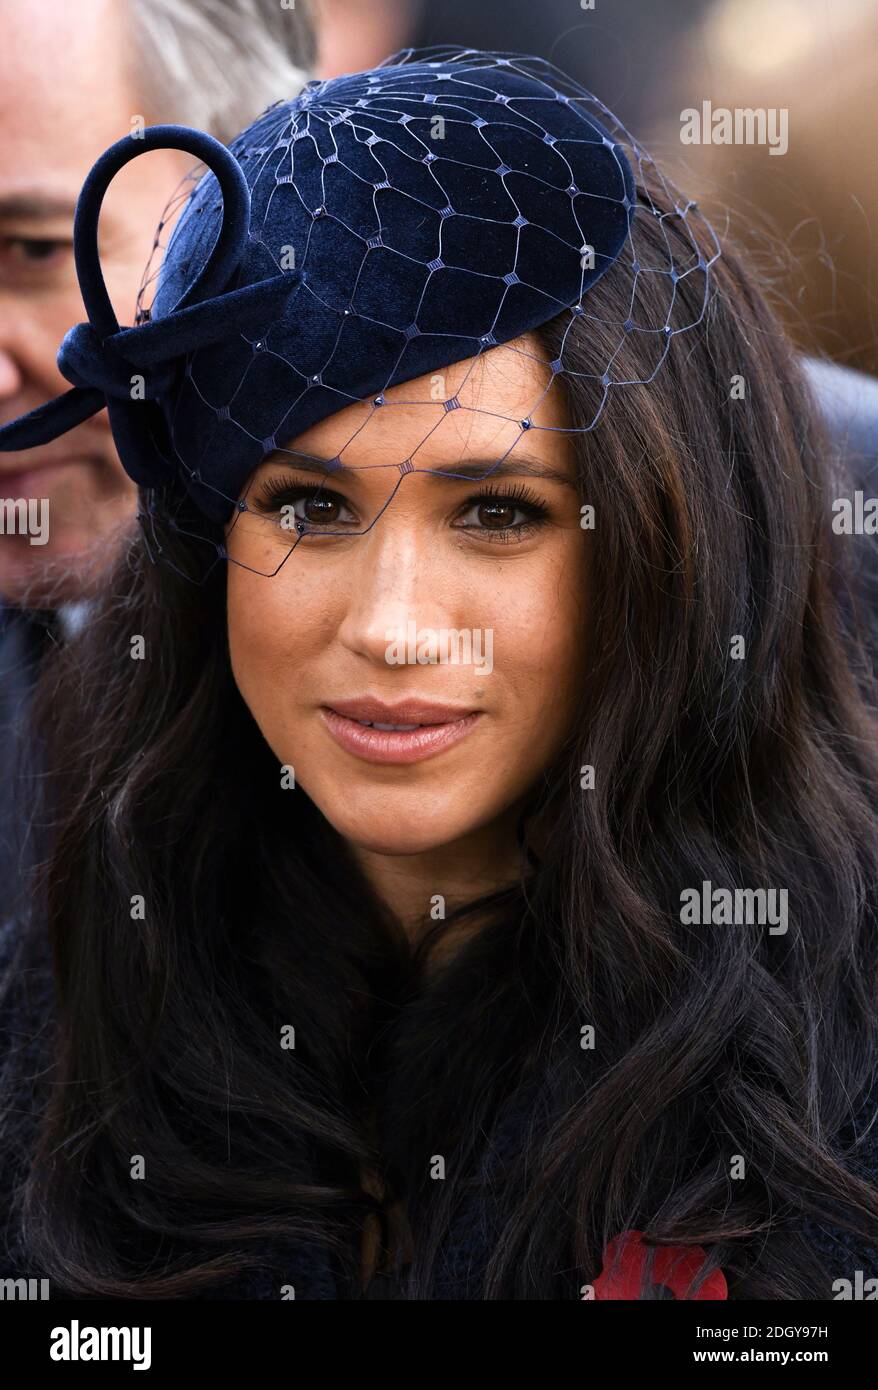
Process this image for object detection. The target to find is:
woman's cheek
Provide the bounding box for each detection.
[227,576,300,733]
[496,544,586,706]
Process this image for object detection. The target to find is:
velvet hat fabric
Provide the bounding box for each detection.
[0,49,639,523]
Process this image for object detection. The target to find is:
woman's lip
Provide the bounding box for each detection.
[326,696,478,724]
[319,706,483,765]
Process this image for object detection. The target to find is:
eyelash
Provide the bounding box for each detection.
[249,475,552,544]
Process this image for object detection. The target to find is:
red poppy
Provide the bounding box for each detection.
[591,1229,728,1300]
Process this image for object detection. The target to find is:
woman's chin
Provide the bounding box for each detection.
[318,806,472,859]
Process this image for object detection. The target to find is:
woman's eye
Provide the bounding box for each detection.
[288,490,353,528]
[253,486,356,530]
[454,492,549,542]
[459,499,527,529]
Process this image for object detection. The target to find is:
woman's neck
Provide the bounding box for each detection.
[347,802,531,948]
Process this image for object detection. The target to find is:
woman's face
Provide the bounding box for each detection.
[226,333,589,857]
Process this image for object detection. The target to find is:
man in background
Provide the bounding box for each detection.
[0,0,315,899]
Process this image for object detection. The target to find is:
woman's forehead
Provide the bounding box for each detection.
[281,335,571,472]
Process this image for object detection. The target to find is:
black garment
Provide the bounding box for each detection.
[802,357,878,664]
[0,605,53,746]
[0,606,56,916]
[1,910,877,1299]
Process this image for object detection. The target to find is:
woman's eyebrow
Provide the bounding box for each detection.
[265,450,578,487]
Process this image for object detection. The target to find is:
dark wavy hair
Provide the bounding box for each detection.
[3,169,878,1299]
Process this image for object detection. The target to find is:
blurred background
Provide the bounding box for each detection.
[313,0,878,376]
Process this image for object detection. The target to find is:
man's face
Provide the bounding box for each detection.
[0,0,189,607]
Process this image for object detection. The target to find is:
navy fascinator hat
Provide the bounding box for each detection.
[0,47,718,545]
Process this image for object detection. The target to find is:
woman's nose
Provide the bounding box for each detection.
[334,516,455,666]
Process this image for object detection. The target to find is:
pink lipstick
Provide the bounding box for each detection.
[320,697,482,765]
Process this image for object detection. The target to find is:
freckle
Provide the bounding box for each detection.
[474,689,485,700]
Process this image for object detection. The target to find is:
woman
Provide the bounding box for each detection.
[1,48,877,1301]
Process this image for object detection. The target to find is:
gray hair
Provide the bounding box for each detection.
[127,0,318,144]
